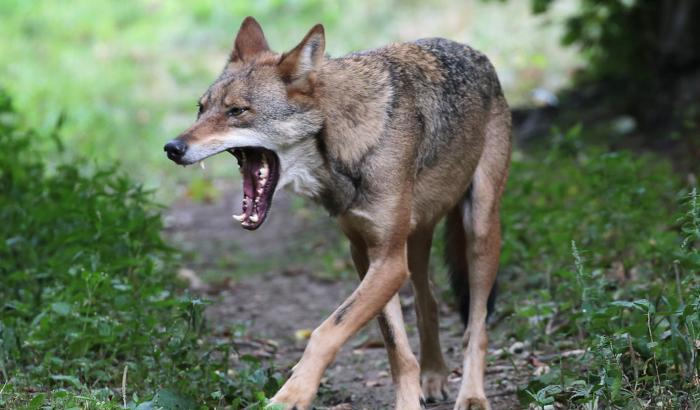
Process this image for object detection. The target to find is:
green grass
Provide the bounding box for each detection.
[0,91,281,409]
[494,126,699,408]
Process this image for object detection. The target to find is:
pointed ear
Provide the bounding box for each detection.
[278,24,325,85]
[230,17,270,62]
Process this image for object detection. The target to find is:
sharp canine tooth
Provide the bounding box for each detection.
[249,214,259,223]
[199,161,206,170]
[232,213,245,221]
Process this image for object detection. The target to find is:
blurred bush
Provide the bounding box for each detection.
[0,0,580,195]
[518,0,700,139]
[530,0,699,84]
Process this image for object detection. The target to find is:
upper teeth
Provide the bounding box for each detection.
[233,152,273,227]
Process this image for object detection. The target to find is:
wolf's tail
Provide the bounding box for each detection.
[444,191,498,327]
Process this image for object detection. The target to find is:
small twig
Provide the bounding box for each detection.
[545,309,558,335]
[537,349,586,361]
[489,387,518,397]
[122,365,128,408]
[0,378,9,396]
[628,334,640,402]
[0,360,7,386]
[647,311,662,387]
[485,364,518,374]
[673,261,684,305]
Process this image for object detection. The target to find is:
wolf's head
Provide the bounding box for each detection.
[164,17,326,230]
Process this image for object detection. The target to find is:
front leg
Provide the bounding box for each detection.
[351,241,423,410]
[270,236,411,409]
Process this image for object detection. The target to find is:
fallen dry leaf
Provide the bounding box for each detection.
[295,328,312,341]
[608,260,626,282]
[529,354,550,376]
[365,378,384,388]
[355,338,385,349]
[177,268,210,292]
[329,404,353,410]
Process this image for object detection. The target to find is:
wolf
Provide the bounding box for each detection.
[164,17,511,410]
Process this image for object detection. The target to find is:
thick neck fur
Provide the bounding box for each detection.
[309,56,393,215]
[276,136,326,198]
[316,56,392,167]
[278,54,393,216]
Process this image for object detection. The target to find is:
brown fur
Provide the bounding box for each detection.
[165,17,512,410]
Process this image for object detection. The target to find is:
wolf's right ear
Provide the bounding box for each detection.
[277,24,325,90]
[230,17,270,62]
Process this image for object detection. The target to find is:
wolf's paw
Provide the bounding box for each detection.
[266,399,303,410]
[395,388,425,410]
[269,383,315,410]
[264,403,292,410]
[394,372,425,410]
[453,395,490,410]
[421,370,449,402]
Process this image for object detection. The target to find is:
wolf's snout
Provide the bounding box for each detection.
[164,139,188,162]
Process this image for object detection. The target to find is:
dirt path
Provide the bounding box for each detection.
[207,273,523,410]
[165,182,526,409]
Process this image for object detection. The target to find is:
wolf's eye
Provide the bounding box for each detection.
[196,103,204,118]
[227,107,248,117]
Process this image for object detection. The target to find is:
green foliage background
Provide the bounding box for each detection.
[0,0,579,196]
[0,0,698,408]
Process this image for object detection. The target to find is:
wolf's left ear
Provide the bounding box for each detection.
[278,24,325,89]
[230,17,270,62]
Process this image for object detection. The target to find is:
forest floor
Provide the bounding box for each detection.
[164,182,531,410]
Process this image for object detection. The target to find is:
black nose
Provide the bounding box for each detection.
[164,139,188,162]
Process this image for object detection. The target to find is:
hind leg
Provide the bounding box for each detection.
[455,107,510,410]
[350,240,424,410]
[454,185,500,410]
[408,228,450,402]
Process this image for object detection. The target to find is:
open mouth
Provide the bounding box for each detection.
[228,147,280,230]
